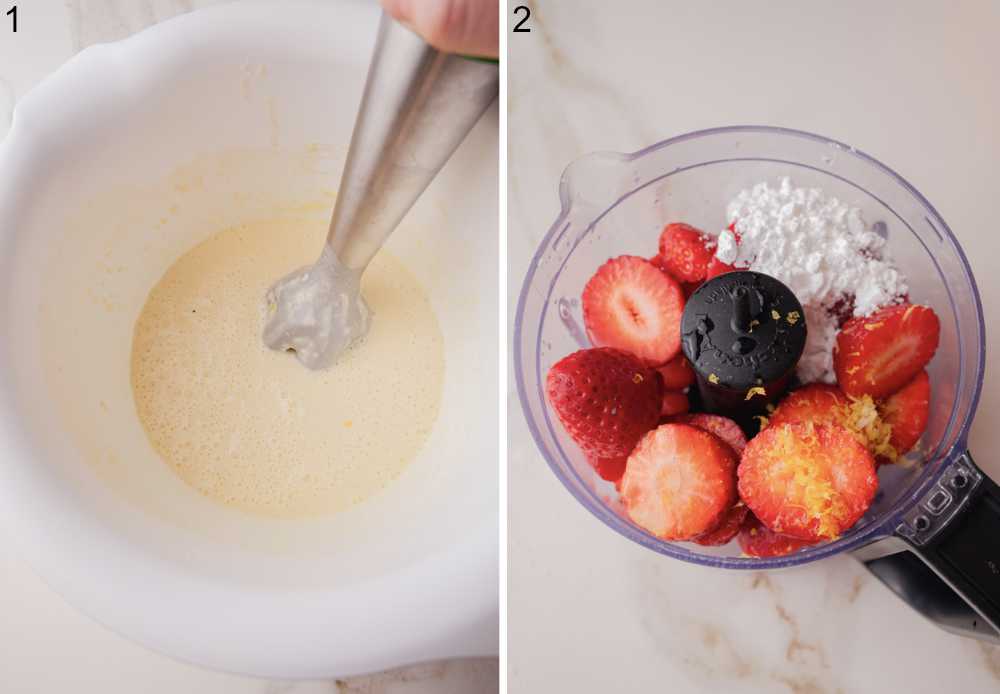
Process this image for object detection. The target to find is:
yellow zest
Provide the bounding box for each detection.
[745,386,766,400]
[708,373,720,384]
[771,425,848,539]
[786,311,801,325]
[864,321,885,331]
[840,395,898,462]
[632,373,644,384]
[772,309,781,320]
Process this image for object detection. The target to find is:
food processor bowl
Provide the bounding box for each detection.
[514,126,999,642]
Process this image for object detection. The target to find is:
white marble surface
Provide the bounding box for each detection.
[0,1,497,691]
[508,0,1000,692]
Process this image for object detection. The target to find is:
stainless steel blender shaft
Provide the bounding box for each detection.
[328,13,499,270]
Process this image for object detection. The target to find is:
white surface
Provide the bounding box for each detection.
[508,0,1000,692]
[0,0,497,690]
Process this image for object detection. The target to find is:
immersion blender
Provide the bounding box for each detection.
[263,13,498,368]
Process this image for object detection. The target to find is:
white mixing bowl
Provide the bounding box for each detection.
[0,0,497,678]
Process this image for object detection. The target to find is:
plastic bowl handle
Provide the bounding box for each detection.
[854,453,1000,643]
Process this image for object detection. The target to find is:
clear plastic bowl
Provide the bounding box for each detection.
[514,126,985,569]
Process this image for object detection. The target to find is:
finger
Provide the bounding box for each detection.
[381,0,499,58]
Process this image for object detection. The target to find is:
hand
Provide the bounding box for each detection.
[380,0,499,58]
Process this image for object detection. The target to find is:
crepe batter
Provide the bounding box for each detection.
[130,215,444,518]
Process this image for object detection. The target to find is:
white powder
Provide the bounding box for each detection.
[718,177,907,384]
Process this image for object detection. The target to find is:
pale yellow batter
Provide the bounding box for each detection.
[130,215,444,518]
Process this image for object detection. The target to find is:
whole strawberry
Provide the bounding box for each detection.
[546,347,663,458]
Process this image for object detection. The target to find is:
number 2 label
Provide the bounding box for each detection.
[513,5,530,33]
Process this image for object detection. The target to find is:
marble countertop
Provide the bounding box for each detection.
[0,0,496,691]
[508,0,1000,692]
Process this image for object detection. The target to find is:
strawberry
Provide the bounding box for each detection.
[657,356,695,390]
[582,255,685,365]
[738,513,819,558]
[660,391,690,417]
[657,223,716,283]
[768,384,897,463]
[681,281,702,299]
[768,384,848,429]
[546,347,663,458]
[834,303,940,399]
[671,413,748,455]
[705,256,736,280]
[648,254,671,276]
[881,370,930,456]
[621,423,738,540]
[738,423,878,541]
[587,454,629,483]
[693,502,748,546]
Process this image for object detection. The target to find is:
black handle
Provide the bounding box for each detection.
[859,453,1000,643]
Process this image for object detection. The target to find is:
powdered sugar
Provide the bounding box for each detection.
[718,177,907,384]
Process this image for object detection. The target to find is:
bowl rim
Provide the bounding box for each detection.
[514,124,986,569]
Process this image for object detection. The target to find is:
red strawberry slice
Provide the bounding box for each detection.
[738,423,878,541]
[582,255,685,365]
[738,513,819,558]
[834,304,940,399]
[657,223,716,283]
[660,391,690,417]
[671,413,748,455]
[706,256,736,280]
[657,355,696,390]
[587,454,629,483]
[881,370,930,456]
[621,423,738,540]
[768,383,898,464]
[693,502,748,546]
[768,384,848,429]
[546,347,663,458]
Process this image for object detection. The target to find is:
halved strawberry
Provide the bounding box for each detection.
[693,502,748,546]
[706,256,736,280]
[621,423,738,540]
[881,370,930,456]
[834,304,940,399]
[738,423,878,541]
[768,384,897,463]
[657,356,696,390]
[738,513,819,558]
[546,347,663,458]
[660,391,690,417]
[657,223,716,283]
[587,454,629,483]
[768,384,848,429]
[671,413,748,455]
[582,255,685,365]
